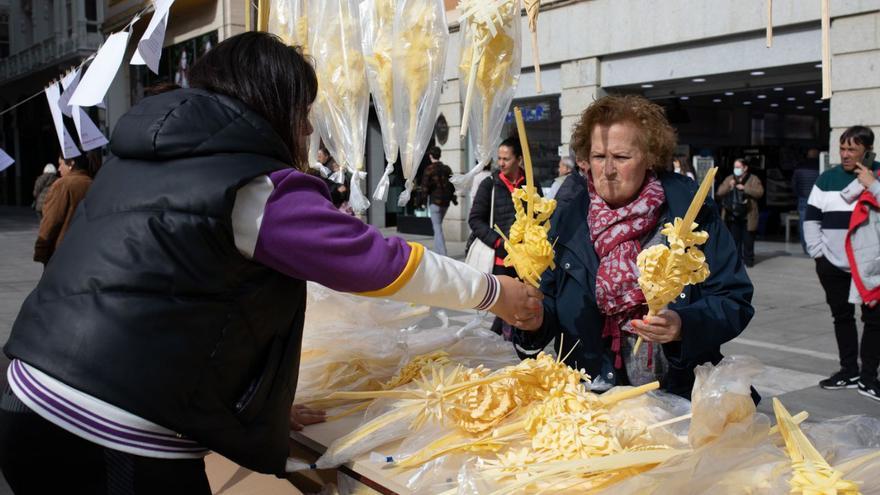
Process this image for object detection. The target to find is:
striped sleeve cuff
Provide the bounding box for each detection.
[475,274,501,311]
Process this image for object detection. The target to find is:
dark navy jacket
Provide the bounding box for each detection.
[514,173,755,398]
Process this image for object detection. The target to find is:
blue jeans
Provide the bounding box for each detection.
[429,204,448,256]
[797,197,808,254]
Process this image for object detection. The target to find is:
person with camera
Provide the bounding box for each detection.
[717,158,764,268]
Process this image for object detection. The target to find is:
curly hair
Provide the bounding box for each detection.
[569,94,677,172]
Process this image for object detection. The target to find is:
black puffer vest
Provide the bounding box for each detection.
[6,89,305,474]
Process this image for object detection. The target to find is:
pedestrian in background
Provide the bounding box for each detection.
[672,156,695,180]
[469,136,543,339]
[312,146,333,178]
[33,153,92,264]
[545,156,574,200]
[717,158,764,267]
[420,146,457,256]
[32,163,57,218]
[552,157,587,212]
[468,159,493,206]
[805,126,880,398]
[793,148,821,254]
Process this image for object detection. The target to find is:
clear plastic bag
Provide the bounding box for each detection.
[268,0,308,48]
[688,355,763,448]
[800,414,880,461]
[296,283,431,405]
[451,1,521,194]
[606,389,692,448]
[316,398,421,468]
[391,0,449,207]
[304,282,430,329]
[601,414,791,495]
[267,0,322,172]
[405,453,475,492]
[309,0,370,213]
[359,0,398,202]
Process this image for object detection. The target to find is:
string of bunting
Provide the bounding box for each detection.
[0,0,174,164]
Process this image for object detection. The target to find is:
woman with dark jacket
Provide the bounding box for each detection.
[0,32,541,493]
[469,137,543,338]
[515,95,754,399]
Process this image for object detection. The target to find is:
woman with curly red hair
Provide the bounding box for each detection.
[515,95,755,399]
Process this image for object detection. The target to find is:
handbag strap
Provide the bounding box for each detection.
[489,181,495,228]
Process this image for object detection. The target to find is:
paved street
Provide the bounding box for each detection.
[0,207,877,493]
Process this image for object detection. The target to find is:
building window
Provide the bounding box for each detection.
[66,0,73,36]
[0,9,8,58]
[85,0,98,32]
[501,96,562,189]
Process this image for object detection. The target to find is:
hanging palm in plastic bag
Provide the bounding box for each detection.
[451,0,521,195]
[360,0,399,202]
[310,0,371,213]
[391,0,449,207]
[268,0,324,174]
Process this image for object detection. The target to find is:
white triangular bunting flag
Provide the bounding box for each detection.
[0,147,14,172]
[69,31,131,107]
[58,69,81,117]
[72,107,109,151]
[131,0,174,74]
[45,82,82,159]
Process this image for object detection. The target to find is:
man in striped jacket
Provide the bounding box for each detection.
[805,125,880,399]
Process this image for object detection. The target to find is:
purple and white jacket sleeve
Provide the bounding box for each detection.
[230,169,500,311]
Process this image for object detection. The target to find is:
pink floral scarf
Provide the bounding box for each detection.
[588,174,665,368]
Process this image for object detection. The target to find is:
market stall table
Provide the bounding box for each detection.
[290,415,422,495]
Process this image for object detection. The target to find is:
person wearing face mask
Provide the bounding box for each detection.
[717,159,764,267]
[804,126,880,399]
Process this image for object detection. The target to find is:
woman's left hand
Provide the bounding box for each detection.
[631,309,682,344]
[290,404,326,431]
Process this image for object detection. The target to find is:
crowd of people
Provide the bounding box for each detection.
[3,30,877,493]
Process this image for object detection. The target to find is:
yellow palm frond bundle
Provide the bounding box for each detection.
[523,0,542,92]
[633,167,717,355]
[773,398,860,494]
[495,107,557,288]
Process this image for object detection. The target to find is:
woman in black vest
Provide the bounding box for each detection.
[0,32,542,493]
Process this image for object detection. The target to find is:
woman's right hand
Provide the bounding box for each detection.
[490,276,544,330]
